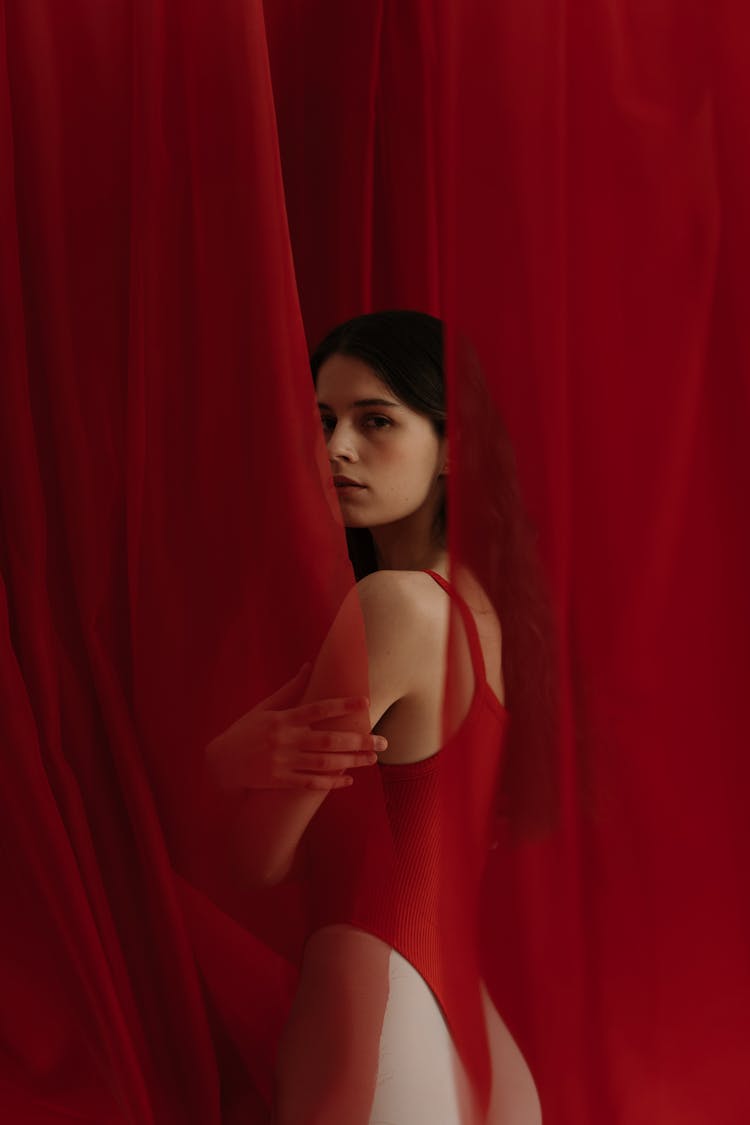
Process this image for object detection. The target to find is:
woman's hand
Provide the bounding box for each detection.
[205,663,388,794]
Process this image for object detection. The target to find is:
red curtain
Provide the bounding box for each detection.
[2,1,749,1123]
[267,3,750,1117]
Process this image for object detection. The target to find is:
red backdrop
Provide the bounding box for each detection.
[1,1,749,1122]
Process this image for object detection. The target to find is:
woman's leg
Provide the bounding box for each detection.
[481,984,543,1125]
[275,931,541,1125]
[369,964,543,1125]
[368,948,479,1125]
[274,927,391,1125]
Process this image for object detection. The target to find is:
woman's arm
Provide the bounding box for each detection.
[230,570,432,885]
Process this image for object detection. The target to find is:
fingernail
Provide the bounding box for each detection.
[374,737,388,751]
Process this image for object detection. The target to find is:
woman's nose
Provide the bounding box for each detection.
[327,425,359,462]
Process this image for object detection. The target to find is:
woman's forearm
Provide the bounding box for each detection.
[231,786,329,886]
[225,586,374,885]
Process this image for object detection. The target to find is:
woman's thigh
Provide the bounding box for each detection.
[368,947,478,1125]
[370,962,543,1125]
[274,931,467,1125]
[481,984,543,1125]
[274,926,391,1125]
[274,927,541,1125]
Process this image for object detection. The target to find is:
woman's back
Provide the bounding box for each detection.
[372,565,506,765]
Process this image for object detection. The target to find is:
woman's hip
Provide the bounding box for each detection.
[274,924,540,1125]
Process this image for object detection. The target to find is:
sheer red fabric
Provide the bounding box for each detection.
[1,1,749,1123]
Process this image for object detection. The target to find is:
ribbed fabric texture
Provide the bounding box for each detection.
[305,570,509,1112]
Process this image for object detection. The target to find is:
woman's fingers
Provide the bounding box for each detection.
[275,726,387,754]
[284,696,370,727]
[206,691,385,796]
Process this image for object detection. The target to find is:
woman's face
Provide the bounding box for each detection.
[316,353,446,531]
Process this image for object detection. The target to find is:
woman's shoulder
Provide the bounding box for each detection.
[350,570,447,725]
[354,570,448,646]
[357,565,502,616]
[358,566,492,611]
[356,567,505,716]
[357,568,502,672]
[356,568,447,615]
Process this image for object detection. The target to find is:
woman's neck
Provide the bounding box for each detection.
[371,537,447,575]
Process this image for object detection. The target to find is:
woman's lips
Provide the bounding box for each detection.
[335,482,366,495]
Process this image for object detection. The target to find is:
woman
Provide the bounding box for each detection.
[208,311,553,1124]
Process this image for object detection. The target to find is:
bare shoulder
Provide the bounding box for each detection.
[356,567,499,626]
[348,570,444,726]
[355,569,447,669]
[357,567,429,591]
[356,570,451,667]
[356,569,446,629]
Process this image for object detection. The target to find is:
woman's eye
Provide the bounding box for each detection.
[319,414,392,434]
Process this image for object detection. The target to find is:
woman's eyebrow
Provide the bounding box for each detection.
[317,398,402,410]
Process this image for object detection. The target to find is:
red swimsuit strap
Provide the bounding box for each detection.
[421,570,488,689]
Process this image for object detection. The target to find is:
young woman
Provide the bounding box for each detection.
[208,311,552,1124]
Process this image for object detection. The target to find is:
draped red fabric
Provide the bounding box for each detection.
[1,2,749,1124]
[1,2,349,1120]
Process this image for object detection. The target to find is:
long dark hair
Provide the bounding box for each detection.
[311,310,559,835]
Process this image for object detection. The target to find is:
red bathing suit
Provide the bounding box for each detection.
[303,569,510,1114]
